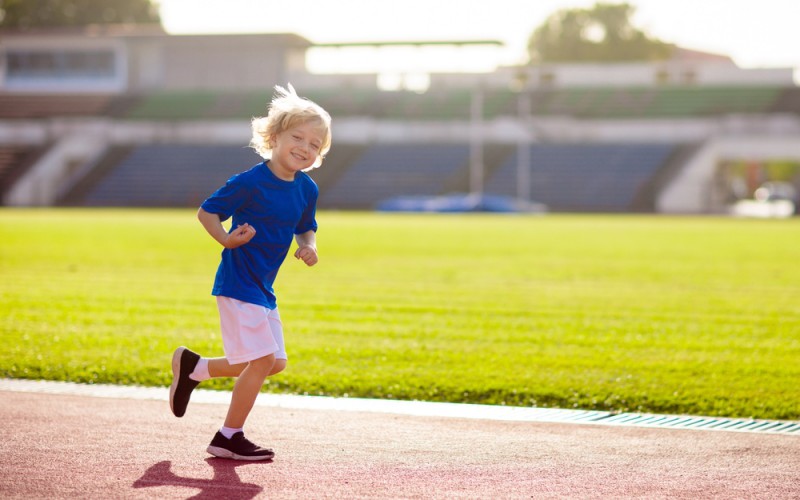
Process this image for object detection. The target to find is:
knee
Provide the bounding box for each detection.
[247,354,275,378]
[270,359,287,376]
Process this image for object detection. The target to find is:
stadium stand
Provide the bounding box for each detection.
[526,86,783,118]
[6,83,790,211]
[307,85,783,120]
[113,85,785,122]
[123,89,482,121]
[124,92,236,120]
[483,143,677,212]
[769,87,800,114]
[71,143,367,207]
[67,140,678,212]
[308,144,368,194]
[0,94,114,119]
[0,146,45,200]
[305,88,390,118]
[319,143,471,209]
[630,142,705,212]
[81,145,264,207]
[384,90,474,120]
[59,146,135,206]
[123,90,326,121]
[1,26,796,213]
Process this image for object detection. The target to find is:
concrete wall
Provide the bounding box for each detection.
[155,36,299,91]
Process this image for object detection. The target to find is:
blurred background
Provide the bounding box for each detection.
[0,0,798,216]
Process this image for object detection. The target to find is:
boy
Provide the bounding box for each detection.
[169,84,332,461]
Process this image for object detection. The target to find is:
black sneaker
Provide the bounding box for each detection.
[169,346,200,417]
[207,431,275,461]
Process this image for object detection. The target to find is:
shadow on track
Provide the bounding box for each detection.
[133,458,268,499]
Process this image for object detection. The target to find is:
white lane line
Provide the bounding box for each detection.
[1,378,797,435]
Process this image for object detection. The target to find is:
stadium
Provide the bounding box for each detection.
[1,15,799,499]
[1,25,798,215]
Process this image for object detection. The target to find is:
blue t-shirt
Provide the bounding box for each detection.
[200,161,318,309]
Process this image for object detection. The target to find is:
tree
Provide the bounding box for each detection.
[0,0,160,29]
[528,2,672,63]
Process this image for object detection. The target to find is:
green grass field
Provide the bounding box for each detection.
[1,209,798,420]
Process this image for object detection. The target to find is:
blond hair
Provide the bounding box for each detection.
[249,84,332,170]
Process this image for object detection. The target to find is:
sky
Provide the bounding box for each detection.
[159,0,800,74]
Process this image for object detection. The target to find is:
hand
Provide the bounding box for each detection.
[224,223,256,249]
[294,245,318,266]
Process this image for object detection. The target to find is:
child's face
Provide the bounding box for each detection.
[269,120,326,179]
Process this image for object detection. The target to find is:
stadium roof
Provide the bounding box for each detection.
[0,24,312,46]
[313,40,504,48]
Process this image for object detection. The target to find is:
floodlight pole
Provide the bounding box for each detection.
[469,87,484,197]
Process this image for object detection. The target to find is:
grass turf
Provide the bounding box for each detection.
[1,209,798,419]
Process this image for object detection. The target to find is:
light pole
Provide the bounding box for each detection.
[514,70,532,205]
[469,86,484,198]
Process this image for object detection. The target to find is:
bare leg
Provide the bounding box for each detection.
[270,359,287,376]
[223,354,275,429]
[208,357,246,378]
[208,357,286,378]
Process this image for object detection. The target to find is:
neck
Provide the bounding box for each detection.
[266,161,296,181]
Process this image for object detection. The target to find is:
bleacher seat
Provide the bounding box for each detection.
[115,85,787,122]
[125,92,227,120]
[0,94,113,119]
[0,146,43,199]
[526,86,782,118]
[769,88,800,114]
[484,143,676,211]
[83,145,265,207]
[81,142,674,211]
[320,144,470,209]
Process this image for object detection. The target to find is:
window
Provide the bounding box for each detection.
[6,50,116,80]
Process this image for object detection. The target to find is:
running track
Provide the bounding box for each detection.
[1,384,798,499]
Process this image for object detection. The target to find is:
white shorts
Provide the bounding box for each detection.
[216,296,287,364]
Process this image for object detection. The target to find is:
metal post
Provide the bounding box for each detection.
[469,87,484,198]
[517,89,532,204]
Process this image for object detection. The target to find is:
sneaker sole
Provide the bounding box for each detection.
[207,445,275,461]
[168,346,186,416]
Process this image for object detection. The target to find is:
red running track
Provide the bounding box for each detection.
[0,390,798,499]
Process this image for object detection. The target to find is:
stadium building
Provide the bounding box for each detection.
[1,25,798,215]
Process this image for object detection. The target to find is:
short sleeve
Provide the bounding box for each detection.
[200,172,251,222]
[294,181,318,234]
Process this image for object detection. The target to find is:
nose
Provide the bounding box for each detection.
[299,140,319,158]
[293,138,310,152]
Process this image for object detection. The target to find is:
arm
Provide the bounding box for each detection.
[197,207,255,249]
[293,229,318,266]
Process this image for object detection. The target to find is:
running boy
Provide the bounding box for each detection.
[169,84,332,461]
